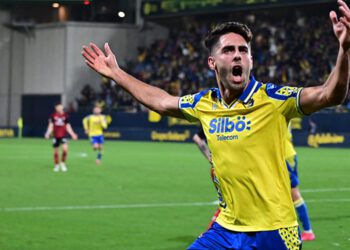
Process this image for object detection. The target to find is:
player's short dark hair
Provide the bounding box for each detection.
[204,22,253,54]
[54,102,62,107]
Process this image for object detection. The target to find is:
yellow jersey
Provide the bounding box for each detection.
[285,121,297,164]
[82,114,107,137]
[179,76,304,232]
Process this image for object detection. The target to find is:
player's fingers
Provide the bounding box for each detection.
[104,42,114,56]
[81,51,95,64]
[90,43,105,57]
[338,0,350,13]
[83,46,97,59]
[340,17,350,29]
[339,6,350,20]
[85,60,96,70]
[330,11,338,24]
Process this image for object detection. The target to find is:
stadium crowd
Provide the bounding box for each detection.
[77,11,350,112]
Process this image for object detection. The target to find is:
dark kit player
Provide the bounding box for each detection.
[45,103,78,172]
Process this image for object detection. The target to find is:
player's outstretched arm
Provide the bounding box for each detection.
[45,122,53,139]
[81,43,183,118]
[300,0,350,114]
[66,124,78,140]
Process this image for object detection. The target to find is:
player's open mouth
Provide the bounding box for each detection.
[232,66,243,83]
[232,66,242,76]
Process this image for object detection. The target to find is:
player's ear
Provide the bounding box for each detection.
[249,55,253,71]
[208,56,216,71]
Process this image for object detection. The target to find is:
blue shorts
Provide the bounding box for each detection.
[188,222,302,250]
[91,135,104,145]
[286,155,299,188]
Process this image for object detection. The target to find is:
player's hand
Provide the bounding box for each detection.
[72,133,78,140]
[82,42,119,79]
[44,133,50,139]
[330,0,350,52]
[84,130,89,135]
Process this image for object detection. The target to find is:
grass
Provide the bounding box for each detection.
[0,138,350,250]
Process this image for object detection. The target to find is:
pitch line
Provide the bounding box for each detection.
[0,201,217,212]
[302,187,350,193]
[2,198,350,213]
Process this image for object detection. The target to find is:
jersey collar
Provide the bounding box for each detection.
[212,76,262,108]
[238,76,262,104]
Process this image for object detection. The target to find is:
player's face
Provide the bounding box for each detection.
[208,33,253,92]
[55,104,64,113]
[93,107,101,114]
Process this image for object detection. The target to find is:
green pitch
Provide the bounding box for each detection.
[0,138,350,250]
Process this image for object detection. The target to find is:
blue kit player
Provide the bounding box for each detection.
[285,122,315,241]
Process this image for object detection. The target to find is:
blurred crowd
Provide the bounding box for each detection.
[77,10,350,112]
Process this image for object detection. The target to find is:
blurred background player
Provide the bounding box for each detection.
[192,127,220,230]
[286,121,315,241]
[45,103,78,172]
[83,106,108,165]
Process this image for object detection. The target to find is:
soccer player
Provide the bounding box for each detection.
[83,106,108,164]
[45,103,78,172]
[285,122,315,241]
[81,1,350,248]
[193,127,221,230]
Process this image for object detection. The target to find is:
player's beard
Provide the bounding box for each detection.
[217,66,247,92]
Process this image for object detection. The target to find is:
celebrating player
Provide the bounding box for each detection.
[83,106,108,165]
[45,103,78,172]
[286,122,315,241]
[82,0,350,248]
[192,127,221,230]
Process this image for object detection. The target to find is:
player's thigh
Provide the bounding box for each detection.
[52,138,61,149]
[291,187,302,201]
[257,226,302,250]
[61,139,68,151]
[99,136,104,146]
[97,136,104,149]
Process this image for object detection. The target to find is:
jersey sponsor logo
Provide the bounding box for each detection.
[54,117,66,126]
[209,116,251,141]
[209,116,251,134]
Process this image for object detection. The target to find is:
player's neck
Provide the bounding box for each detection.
[219,86,243,105]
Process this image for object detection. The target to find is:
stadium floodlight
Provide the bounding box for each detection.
[118,11,125,18]
[52,3,60,8]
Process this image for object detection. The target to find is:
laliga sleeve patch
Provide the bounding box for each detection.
[266,83,299,100]
[179,95,195,108]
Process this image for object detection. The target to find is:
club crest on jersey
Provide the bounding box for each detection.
[209,115,251,138]
[246,99,254,108]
